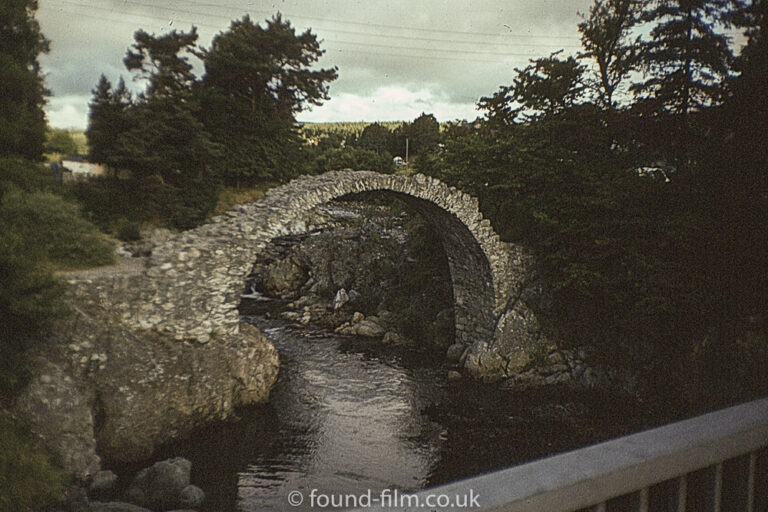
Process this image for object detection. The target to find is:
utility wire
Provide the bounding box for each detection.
[46,6,537,64]
[180,0,581,41]
[50,0,574,61]
[51,0,582,49]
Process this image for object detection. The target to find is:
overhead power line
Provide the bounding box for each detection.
[51,0,581,49]
[49,0,580,63]
[180,0,581,41]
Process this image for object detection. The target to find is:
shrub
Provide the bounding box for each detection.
[169,176,221,230]
[0,412,66,511]
[0,157,58,195]
[0,230,65,398]
[116,219,141,242]
[0,189,114,269]
[72,174,221,231]
[0,160,114,397]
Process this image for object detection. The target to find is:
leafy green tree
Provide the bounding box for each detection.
[0,0,49,159]
[395,113,441,158]
[356,122,395,155]
[199,15,337,186]
[44,128,79,155]
[479,52,587,125]
[578,0,641,110]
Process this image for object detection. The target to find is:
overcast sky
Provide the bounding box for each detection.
[38,0,594,129]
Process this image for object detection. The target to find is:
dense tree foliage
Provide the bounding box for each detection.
[632,0,734,115]
[395,112,441,158]
[357,122,396,156]
[310,146,394,174]
[86,75,132,169]
[0,0,49,159]
[416,0,768,409]
[199,15,337,186]
[85,28,221,228]
[479,52,587,125]
[43,128,79,156]
[85,15,337,227]
[121,28,217,185]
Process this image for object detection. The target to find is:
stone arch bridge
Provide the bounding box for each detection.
[72,171,547,379]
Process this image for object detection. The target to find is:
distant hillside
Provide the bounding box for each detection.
[300,121,404,138]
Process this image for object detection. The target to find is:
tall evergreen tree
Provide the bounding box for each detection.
[119,28,217,185]
[86,75,132,171]
[0,0,49,159]
[631,0,734,115]
[479,52,587,125]
[578,0,641,111]
[199,15,337,186]
[395,113,441,158]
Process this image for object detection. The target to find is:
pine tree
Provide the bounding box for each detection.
[479,52,586,125]
[86,75,132,171]
[0,0,49,159]
[578,0,641,111]
[120,28,217,185]
[199,15,337,186]
[631,0,734,115]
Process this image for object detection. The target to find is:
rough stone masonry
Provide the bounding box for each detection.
[67,170,550,380]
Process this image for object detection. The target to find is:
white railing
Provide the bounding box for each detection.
[350,397,768,511]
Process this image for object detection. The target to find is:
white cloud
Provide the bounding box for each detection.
[297,86,480,124]
[46,95,90,130]
[38,0,594,128]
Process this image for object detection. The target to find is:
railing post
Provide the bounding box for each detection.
[747,451,756,512]
[638,487,649,512]
[713,462,723,512]
[678,474,687,512]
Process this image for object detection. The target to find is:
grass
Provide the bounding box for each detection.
[213,183,279,216]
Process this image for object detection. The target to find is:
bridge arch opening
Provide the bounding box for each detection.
[229,174,503,351]
[335,190,496,347]
[239,189,497,349]
[129,171,513,357]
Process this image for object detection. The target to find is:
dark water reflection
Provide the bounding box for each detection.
[165,316,447,511]
[236,319,445,511]
[157,315,659,511]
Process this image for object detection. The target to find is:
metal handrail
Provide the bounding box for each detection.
[349,397,768,511]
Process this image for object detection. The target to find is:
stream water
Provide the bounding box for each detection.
[155,310,659,511]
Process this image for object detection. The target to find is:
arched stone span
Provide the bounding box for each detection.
[73,171,544,378]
